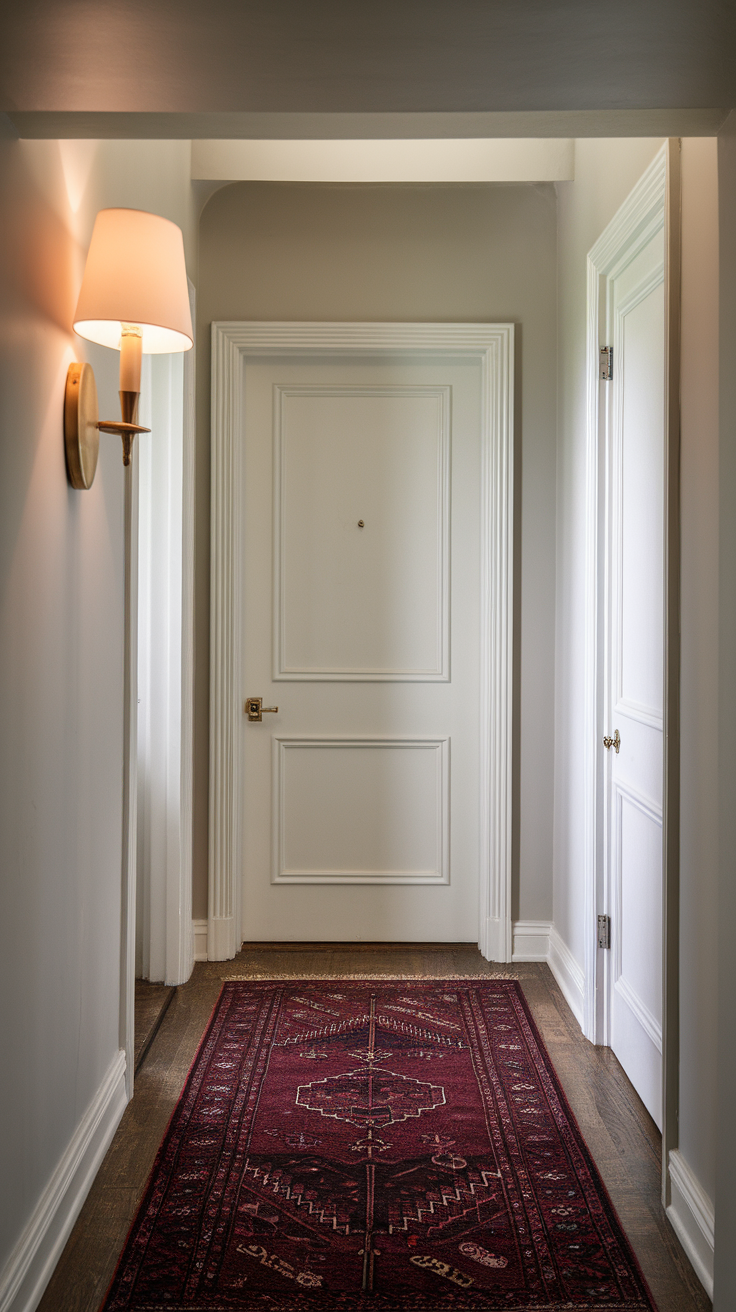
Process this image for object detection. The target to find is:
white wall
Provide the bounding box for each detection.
[714,111,736,1312]
[554,135,720,1295]
[0,130,194,1311]
[678,136,719,1211]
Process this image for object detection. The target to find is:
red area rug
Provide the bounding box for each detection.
[102,980,657,1310]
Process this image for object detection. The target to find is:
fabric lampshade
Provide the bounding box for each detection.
[73,208,193,354]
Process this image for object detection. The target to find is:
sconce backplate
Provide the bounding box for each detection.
[64,361,99,490]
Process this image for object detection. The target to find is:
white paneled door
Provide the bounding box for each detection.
[240,354,486,942]
[603,218,665,1128]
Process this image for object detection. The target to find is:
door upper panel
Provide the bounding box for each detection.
[274,385,450,681]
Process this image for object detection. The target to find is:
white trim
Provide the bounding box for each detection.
[0,1051,127,1312]
[512,920,551,961]
[191,137,575,184]
[667,1150,715,1300]
[210,322,514,962]
[120,453,139,1099]
[179,282,197,978]
[136,284,196,988]
[548,927,586,1029]
[583,145,668,1044]
[511,922,585,1029]
[271,736,450,885]
[192,918,208,962]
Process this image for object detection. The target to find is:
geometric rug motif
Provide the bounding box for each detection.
[101,980,658,1310]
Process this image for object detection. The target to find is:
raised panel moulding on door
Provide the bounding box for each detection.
[613,976,663,1053]
[209,323,514,962]
[272,384,451,681]
[614,695,664,731]
[611,779,663,1055]
[272,737,449,884]
[612,264,665,739]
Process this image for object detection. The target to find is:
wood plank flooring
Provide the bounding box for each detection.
[38,946,711,1312]
[132,979,174,1073]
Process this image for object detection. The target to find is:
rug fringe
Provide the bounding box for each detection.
[220,971,528,981]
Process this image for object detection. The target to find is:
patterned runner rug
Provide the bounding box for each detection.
[102,979,657,1310]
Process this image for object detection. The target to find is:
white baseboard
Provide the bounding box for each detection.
[193,918,208,962]
[667,1149,714,1300]
[510,920,585,1029]
[512,920,551,961]
[0,1049,128,1312]
[548,926,585,1028]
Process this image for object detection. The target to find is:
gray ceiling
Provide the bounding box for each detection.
[1,0,733,136]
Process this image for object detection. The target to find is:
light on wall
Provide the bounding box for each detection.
[64,208,193,489]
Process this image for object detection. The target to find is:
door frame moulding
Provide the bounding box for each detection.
[583,142,680,1203]
[209,321,515,962]
[136,285,197,987]
[120,454,139,1101]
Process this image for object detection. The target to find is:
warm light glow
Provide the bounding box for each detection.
[73,319,192,353]
[72,208,193,354]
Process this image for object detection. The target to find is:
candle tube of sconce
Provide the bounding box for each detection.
[119,327,142,392]
[119,327,142,425]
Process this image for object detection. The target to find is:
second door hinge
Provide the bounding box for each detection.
[599,345,613,381]
[597,914,611,950]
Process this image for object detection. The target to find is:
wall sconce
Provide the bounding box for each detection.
[64,208,193,489]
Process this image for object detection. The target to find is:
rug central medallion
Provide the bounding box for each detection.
[296,995,445,1133]
[297,1066,445,1126]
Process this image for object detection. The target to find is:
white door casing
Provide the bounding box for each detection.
[585,148,667,1128]
[209,323,514,961]
[136,281,196,988]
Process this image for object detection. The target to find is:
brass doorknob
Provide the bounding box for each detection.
[244,697,279,722]
[603,729,620,754]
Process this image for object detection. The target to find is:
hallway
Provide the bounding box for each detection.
[40,948,709,1312]
[0,105,731,1312]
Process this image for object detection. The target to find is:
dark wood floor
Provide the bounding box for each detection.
[39,946,711,1312]
[132,979,174,1073]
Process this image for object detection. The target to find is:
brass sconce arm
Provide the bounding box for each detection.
[97,384,151,468]
[64,364,151,487]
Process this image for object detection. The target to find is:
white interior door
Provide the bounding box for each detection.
[240,353,485,943]
[603,223,665,1128]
